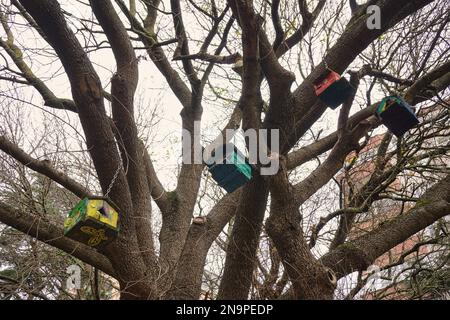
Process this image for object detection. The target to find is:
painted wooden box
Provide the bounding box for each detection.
[64,197,119,249]
[207,143,253,193]
[376,96,420,137]
[313,71,356,109]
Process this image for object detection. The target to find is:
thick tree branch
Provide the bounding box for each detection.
[0,11,77,112]
[18,0,150,298]
[264,72,362,298]
[0,201,115,277]
[231,0,262,130]
[360,64,414,86]
[272,0,433,153]
[141,141,170,213]
[405,61,450,102]
[167,191,241,299]
[90,0,157,270]
[218,176,269,299]
[142,0,161,35]
[266,157,337,299]
[286,134,338,170]
[159,18,243,288]
[321,174,450,279]
[258,27,295,103]
[114,0,192,109]
[174,52,241,65]
[216,1,269,300]
[170,0,200,89]
[328,135,395,250]
[0,135,91,199]
[271,0,284,50]
[198,4,230,54]
[200,16,237,87]
[164,105,242,299]
[292,84,369,205]
[275,0,326,57]
[10,0,48,41]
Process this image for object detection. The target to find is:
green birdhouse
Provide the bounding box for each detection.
[376,95,420,137]
[206,143,253,193]
[64,197,119,249]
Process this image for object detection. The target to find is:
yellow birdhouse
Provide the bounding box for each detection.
[64,197,119,249]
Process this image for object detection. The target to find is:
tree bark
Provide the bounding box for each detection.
[217,177,269,299]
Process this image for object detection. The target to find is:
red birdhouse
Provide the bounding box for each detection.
[313,71,356,109]
[314,71,341,96]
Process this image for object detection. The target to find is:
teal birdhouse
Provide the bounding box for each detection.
[64,197,119,249]
[207,143,253,193]
[376,96,420,137]
[313,71,356,109]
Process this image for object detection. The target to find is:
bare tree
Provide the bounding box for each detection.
[0,0,449,299]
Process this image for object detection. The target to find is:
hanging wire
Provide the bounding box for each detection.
[104,161,122,198]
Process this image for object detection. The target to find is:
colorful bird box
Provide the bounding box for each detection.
[376,96,420,137]
[207,143,253,193]
[64,197,119,249]
[313,71,356,109]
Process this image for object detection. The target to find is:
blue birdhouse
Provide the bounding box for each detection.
[376,96,420,137]
[313,71,356,109]
[206,143,253,193]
